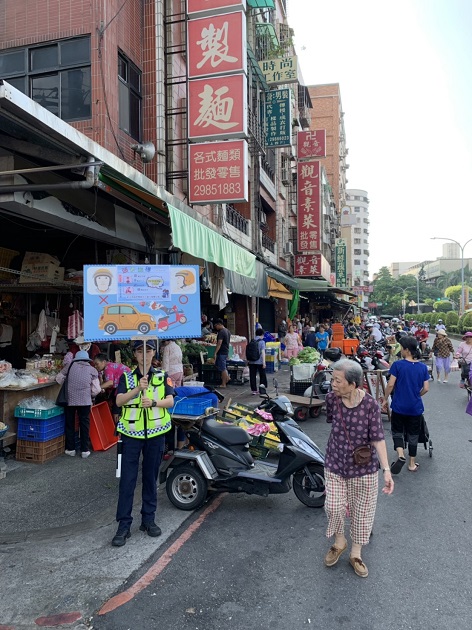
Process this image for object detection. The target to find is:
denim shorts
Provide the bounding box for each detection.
[215,353,228,372]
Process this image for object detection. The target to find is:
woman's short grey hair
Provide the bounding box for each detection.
[333,358,363,388]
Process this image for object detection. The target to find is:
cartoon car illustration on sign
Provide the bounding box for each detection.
[98,304,157,335]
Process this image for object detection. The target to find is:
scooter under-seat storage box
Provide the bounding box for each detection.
[324,348,342,362]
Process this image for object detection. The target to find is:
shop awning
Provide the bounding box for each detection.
[247,0,275,8]
[168,204,256,278]
[224,260,267,297]
[267,276,293,300]
[294,278,357,297]
[255,23,279,48]
[247,45,269,90]
[266,267,298,289]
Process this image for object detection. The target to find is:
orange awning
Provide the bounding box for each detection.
[267,276,293,300]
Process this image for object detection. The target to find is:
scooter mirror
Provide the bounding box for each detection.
[258,384,267,395]
[273,378,279,395]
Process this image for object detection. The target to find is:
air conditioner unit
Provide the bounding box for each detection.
[283,242,293,255]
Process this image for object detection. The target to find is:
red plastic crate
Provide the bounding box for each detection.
[90,402,118,451]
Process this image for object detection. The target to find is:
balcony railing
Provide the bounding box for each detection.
[262,233,275,252]
[261,147,276,182]
[226,204,249,235]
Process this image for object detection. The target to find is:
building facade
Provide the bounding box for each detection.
[342,188,370,308]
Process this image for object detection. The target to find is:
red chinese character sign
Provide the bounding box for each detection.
[187,0,246,16]
[294,254,330,281]
[188,12,246,79]
[297,130,326,160]
[296,160,321,252]
[189,139,248,204]
[188,74,247,140]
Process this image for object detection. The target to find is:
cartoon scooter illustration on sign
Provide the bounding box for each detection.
[157,304,187,331]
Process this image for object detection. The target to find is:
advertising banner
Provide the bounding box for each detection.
[294,253,330,280]
[258,56,298,85]
[297,130,326,160]
[188,73,247,140]
[296,159,321,253]
[188,139,248,204]
[83,265,201,341]
[264,88,291,147]
[187,11,246,79]
[335,239,347,288]
[187,0,247,17]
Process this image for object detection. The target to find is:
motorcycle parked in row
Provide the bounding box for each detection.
[161,383,326,511]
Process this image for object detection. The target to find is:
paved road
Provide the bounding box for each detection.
[92,354,472,630]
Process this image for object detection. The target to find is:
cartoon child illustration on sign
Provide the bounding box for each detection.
[88,267,117,295]
[172,269,196,293]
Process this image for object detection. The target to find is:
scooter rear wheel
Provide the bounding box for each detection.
[292,463,325,508]
[166,463,208,511]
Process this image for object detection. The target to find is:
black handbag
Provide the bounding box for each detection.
[56,365,71,407]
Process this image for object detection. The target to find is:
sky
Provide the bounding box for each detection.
[287,0,472,276]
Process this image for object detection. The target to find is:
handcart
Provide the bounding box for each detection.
[286,368,325,422]
[404,415,433,457]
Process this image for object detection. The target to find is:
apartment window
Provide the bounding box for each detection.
[364,239,368,244]
[118,52,142,140]
[354,249,361,255]
[363,260,368,266]
[0,37,91,121]
[363,250,369,256]
[354,228,361,234]
[354,207,360,212]
[354,238,361,244]
[354,260,361,265]
[363,229,369,234]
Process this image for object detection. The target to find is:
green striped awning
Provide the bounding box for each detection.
[247,0,275,8]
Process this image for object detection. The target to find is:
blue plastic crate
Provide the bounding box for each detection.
[169,397,213,416]
[17,414,65,442]
[265,363,279,373]
[14,405,63,419]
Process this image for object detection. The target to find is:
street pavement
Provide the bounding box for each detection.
[2,339,472,629]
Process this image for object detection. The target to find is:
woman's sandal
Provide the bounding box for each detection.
[408,463,420,472]
[390,458,406,474]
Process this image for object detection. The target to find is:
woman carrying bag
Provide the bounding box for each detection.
[56,350,101,458]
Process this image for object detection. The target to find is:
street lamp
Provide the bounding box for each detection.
[393,287,408,318]
[415,274,420,315]
[431,237,472,314]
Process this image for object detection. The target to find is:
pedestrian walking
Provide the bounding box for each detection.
[247,328,267,394]
[454,331,472,388]
[432,328,454,382]
[304,326,318,348]
[323,359,393,578]
[315,325,330,356]
[213,318,231,388]
[283,324,301,359]
[56,350,101,458]
[382,336,429,473]
[93,354,131,424]
[111,339,174,547]
[160,339,184,387]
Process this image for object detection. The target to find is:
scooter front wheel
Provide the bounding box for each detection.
[292,463,325,508]
[166,464,208,511]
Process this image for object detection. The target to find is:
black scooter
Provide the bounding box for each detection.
[161,383,325,510]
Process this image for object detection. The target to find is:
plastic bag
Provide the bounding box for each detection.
[18,396,57,410]
[450,358,460,372]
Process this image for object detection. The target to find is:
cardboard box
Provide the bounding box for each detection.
[19,263,65,284]
[22,251,60,267]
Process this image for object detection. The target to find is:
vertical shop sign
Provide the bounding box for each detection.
[294,253,330,280]
[83,265,201,341]
[187,12,246,79]
[187,0,246,17]
[296,159,321,252]
[258,56,298,85]
[297,130,326,160]
[188,139,248,204]
[188,74,247,140]
[335,238,347,288]
[264,88,291,147]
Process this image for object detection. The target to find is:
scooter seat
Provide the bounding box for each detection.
[203,418,250,445]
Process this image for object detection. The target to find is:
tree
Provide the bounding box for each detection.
[434,300,453,313]
[445,311,459,327]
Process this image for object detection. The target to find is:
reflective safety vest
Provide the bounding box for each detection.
[117,370,172,439]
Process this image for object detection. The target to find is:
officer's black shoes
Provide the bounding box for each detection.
[139,522,162,537]
[111,527,131,547]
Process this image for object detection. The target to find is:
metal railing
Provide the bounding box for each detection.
[262,233,275,253]
[225,204,249,235]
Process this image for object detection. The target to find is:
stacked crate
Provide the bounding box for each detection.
[330,323,345,352]
[265,348,279,373]
[14,405,65,464]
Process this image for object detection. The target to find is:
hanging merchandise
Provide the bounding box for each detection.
[67,310,84,340]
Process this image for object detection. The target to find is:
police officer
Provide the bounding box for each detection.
[112,339,174,547]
